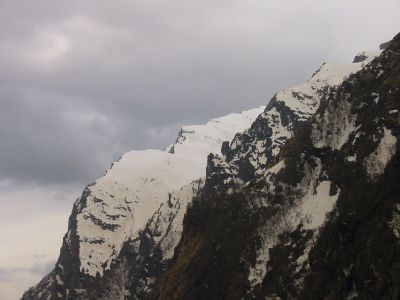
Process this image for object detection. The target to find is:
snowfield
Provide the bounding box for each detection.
[76,106,265,276]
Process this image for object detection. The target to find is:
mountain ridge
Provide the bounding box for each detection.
[156,32,400,299]
[21,34,399,299]
[22,105,265,299]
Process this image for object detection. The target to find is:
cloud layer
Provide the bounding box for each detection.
[1,0,399,186]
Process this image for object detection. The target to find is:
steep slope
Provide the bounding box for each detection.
[156,34,400,299]
[23,37,387,300]
[22,107,264,300]
[71,50,373,299]
[212,51,378,187]
[73,49,380,299]
[87,178,206,299]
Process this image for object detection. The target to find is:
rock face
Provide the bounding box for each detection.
[156,33,400,299]
[22,107,264,299]
[23,33,400,300]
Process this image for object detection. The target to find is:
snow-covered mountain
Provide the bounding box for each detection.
[157,35,400,299]
[23,33,400,300]
[22,106,264,299]
[76,106,265,278]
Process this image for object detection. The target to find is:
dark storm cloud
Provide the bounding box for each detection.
[0,0,399,186]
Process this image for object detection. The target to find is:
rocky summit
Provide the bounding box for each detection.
[23,32,400,300]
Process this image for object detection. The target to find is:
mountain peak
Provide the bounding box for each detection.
[23,34,400,300]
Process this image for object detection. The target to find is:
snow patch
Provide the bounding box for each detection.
[276,57,376,121]
[345,155,357,162]
[371,92,380,104]
[312,98,356,150]
[287,180,339,231]
[389,204,400,239]
[157,179,204,260]
[267,160,285,175]
[364,127,397,181]
[248,160,339,288]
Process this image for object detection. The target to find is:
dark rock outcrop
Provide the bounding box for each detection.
[156,33,400,299]
[22,33,400,300]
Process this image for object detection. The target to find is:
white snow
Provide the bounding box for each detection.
[152,179,205,260]
[248,160,339,288]
[275,54,377,121]
[364,127,397,181]
[72,48,380,279]
[345,155,357,162]
[247,212,282,287]
[76,106,264,276]
[266,107,292,157]
[219,52,379,180]
[266,160,285,175]
[276,51,380,152]
[371,92,380,104]
[236,52,380,288]
[312,95,356,150]
[173,106,265,158]
[389,204,400,239]
[288,180,339,231]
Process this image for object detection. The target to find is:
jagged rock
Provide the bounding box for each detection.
[380,40,391,50]
[157,33,400,299]
[22,106,264,300]
[23,32,400,300]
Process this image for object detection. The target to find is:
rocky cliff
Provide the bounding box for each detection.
[22,33,400,300]
[156,33,400,300]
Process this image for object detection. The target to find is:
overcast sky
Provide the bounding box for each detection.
[0,0,399,299]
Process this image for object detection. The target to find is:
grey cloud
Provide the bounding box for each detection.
[0,260,55,283]
[0,268,13,283]
[29,260,56,276]
[33,254,47,260]
[0,0,399,187]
